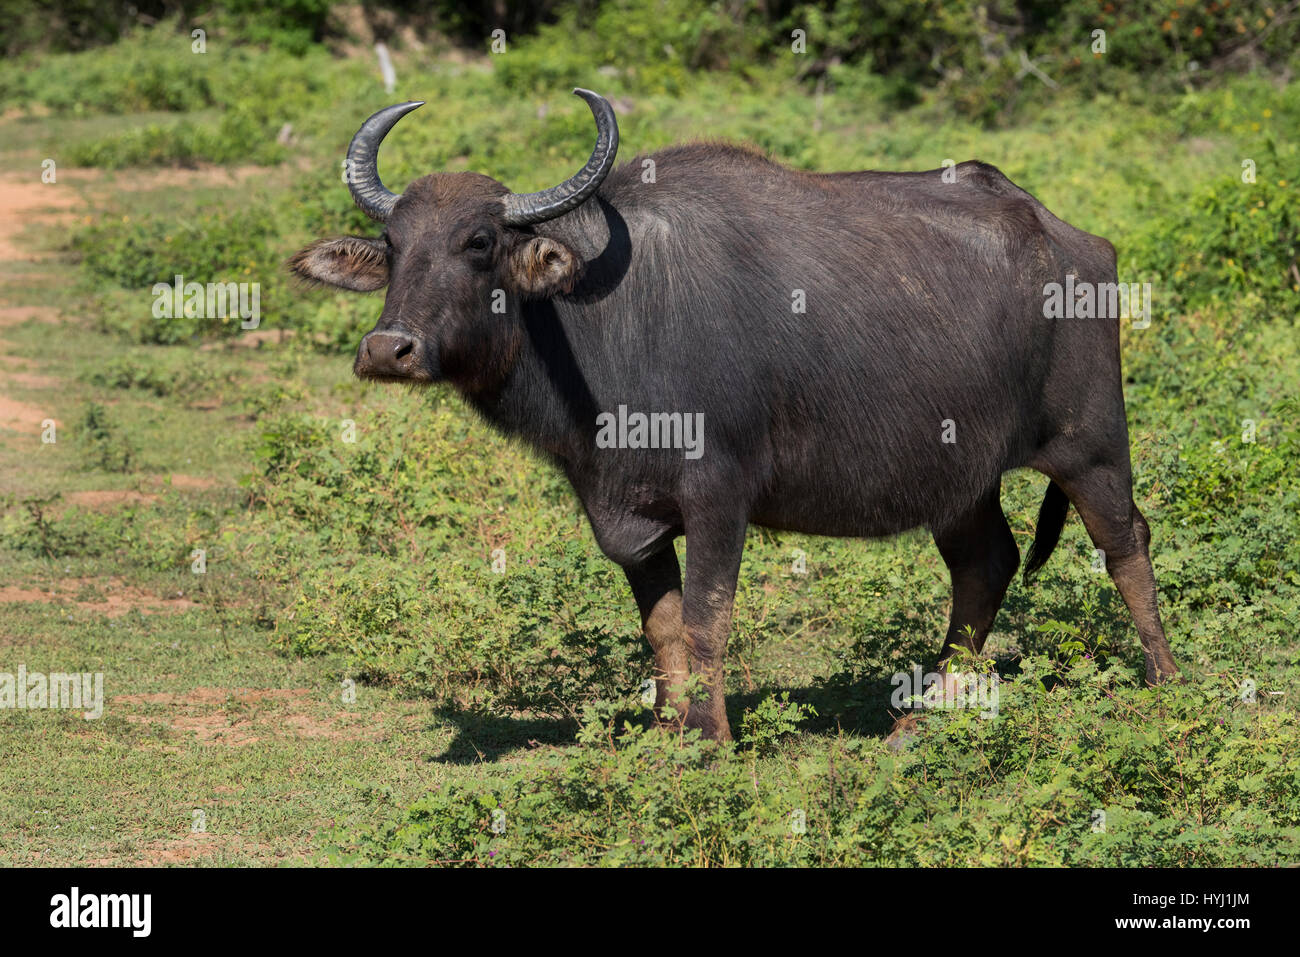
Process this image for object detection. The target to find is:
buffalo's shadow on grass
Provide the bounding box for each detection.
[741,652,1028,740]
[1001,569,1144,669]
[428,708,578,764]
[724,680,902,739]
[425,657,1031,763]
[424,575,1137,761]
[425,672,977,762]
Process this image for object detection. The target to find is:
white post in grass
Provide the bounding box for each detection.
[375,42,397,94]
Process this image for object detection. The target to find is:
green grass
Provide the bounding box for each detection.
[0,24,1297,866]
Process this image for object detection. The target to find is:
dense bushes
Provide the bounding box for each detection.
[0,0,336,57]
[494,0,771,95]
[6,2,1299,120]
[783,0,1300,117]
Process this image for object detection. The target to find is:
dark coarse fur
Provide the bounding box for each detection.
[478,149,1105,549]
[292,137,1182,741]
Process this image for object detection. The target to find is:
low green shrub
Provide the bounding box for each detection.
[79,402,135,473]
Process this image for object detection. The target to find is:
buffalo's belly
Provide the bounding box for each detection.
[747,425,1012,536]
[749,480,938,538]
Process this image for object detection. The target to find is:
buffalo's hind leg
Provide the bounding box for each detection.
[932,489,1020,667]
[623,545,691,724]
[1045,463,1179,684]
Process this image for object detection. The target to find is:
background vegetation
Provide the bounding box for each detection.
[0,1,1296,866]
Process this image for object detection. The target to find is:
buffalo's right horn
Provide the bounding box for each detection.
[345,100,424,222]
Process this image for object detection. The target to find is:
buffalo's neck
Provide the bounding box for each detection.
[460,197,629,463]
[458,302,598,465]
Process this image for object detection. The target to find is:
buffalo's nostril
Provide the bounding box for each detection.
[393,338,414,361]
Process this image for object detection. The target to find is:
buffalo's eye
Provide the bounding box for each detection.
[466,233,493,253]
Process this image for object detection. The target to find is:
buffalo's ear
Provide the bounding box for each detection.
[507,236,581,298]
[288,237,388,291]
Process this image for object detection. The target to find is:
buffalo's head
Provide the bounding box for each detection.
[289,89,618,386]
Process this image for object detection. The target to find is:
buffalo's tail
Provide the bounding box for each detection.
[1023,481,1070,584]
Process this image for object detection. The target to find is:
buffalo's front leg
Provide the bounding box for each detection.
[680,511,747,742]
[623,546,690,723]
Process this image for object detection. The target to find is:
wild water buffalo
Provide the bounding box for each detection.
[290,89,1180,741]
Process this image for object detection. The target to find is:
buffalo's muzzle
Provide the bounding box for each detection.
[354,331,432,382]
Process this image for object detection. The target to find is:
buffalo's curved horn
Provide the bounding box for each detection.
[501,89,619,226]
[345,100,424,222]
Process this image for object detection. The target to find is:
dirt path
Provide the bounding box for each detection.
[0,173,77,432]
[0,169,214,613]
[0,174,83,263]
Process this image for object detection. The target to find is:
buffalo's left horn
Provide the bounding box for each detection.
[345,100,424,222]
[501,88,619,226]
